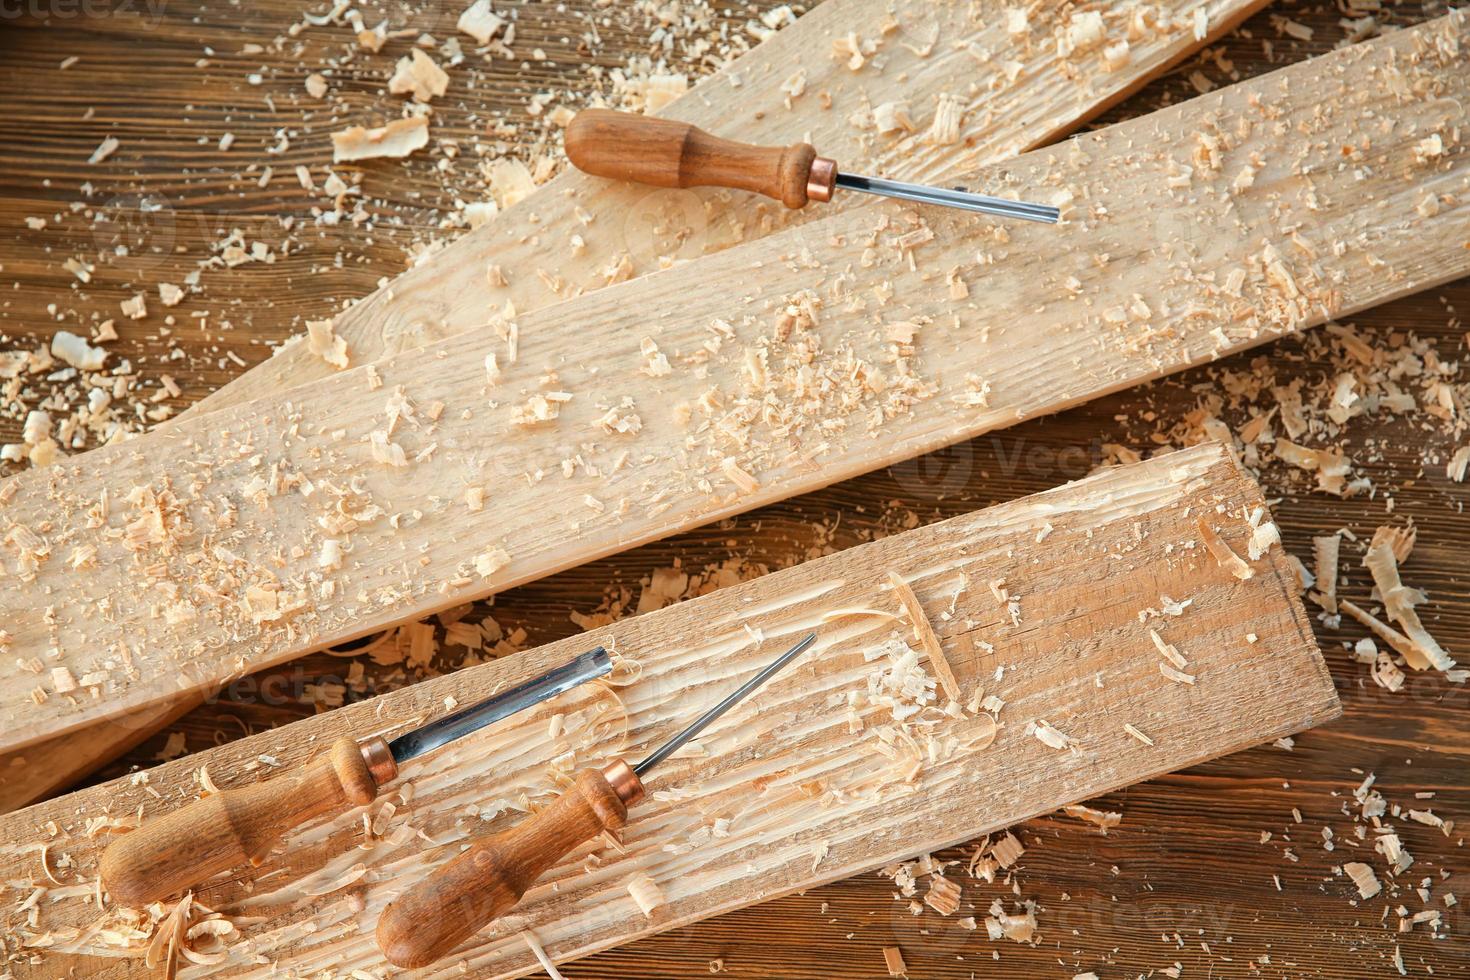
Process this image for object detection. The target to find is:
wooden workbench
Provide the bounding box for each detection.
[1,2,1465,977]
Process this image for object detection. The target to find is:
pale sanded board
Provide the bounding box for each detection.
[0,13,1460,756]
[0,0,1269,812]
[192,0,1268,413]
[0,443,1340,978]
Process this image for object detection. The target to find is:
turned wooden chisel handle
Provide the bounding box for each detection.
[565,108,837,209]
[376,761,645,969]
[99,736,397,906]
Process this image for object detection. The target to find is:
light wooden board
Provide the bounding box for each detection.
[0,0,1270,807]
[0,13,1463,757]
[189,0,1267,414]
[0,442,1341,978]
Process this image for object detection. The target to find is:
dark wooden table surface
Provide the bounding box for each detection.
[2,1,1467,977]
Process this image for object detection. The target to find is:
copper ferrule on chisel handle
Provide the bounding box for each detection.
[564,109,1058,222]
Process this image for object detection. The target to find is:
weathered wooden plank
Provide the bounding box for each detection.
[0,13,1461,756]
[0,442,1340,978]
[0,0,1272,808]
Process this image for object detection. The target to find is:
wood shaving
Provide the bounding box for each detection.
[1344,860,1382,899]
[1311,534,1340,613]
[50,331,107,371]
[1030,719,1070,750]
[627,873,665,917]
[331,117,429,163]
[1197,518,1252,579]
[388,49,449,103]
[305,320,349,369]
[458,0,506,45]
[1159,662,1197,685]
[1371,524,1416,563]
[1362,541,1456,672]
[922,94,965,146]
[474,547,512,580]
[882,946,906,977]
[924,875,961,915]
[88,135,119,164]
[886,571,962,702]
[1064,803,1122,833]
[720,457,760,494]
[1149,629,1188,669]
[1124,723,1154,746]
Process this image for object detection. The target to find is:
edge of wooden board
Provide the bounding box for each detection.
[0,11,1460,755]
[1,442,1341,978]
[0,0,1274,813]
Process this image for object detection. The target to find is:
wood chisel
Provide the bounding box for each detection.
[98,647,614,906]
[565,108,1059,223]
[375,632,818,968]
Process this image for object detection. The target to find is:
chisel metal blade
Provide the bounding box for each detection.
[835,172,1060,224]
[388,646,613,765]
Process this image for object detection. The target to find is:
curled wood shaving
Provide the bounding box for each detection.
[605,656,643,687]
[458,0,505,44]
[1275,439,1351,494]
[1063,803,1122,833]
[1340,599,1428,670]
[720,457,760,494]
[1362,542,1455,672]
[1030,719,1070,751]
[957,711,998,752]
[886,571,962,702]
[1196,518,1252,579]
[1371,524,1416,563]
[626,874,665,918]
[388,49,449,103]
[1149,629,1188,669]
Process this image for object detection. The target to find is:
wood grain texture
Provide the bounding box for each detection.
[0,4,1465,979]
[0,13,1462,758]
[0,0,1268,814]
[0,442,1341,978]
[183,0,1269,415]
[377,765,637,969]
[564,110,824,209]
[96,735,385,907]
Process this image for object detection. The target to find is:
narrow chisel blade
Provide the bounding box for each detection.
[388,646,613,765]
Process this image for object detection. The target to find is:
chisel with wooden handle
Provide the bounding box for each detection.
[99,647,613,907]
[565,108,1059,223]
[375,632,818,969]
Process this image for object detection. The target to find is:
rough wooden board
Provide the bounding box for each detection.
[0,0,1268,814]
[0,442,1341,978]
[3,4,1466,977]
[0,13,1461,757]
[190,0,1268,414]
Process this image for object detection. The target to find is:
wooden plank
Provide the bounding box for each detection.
[0,0,1270,810]
[0,13,1460,757]
[0,442,1341,978]
[187,0,1269,415]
